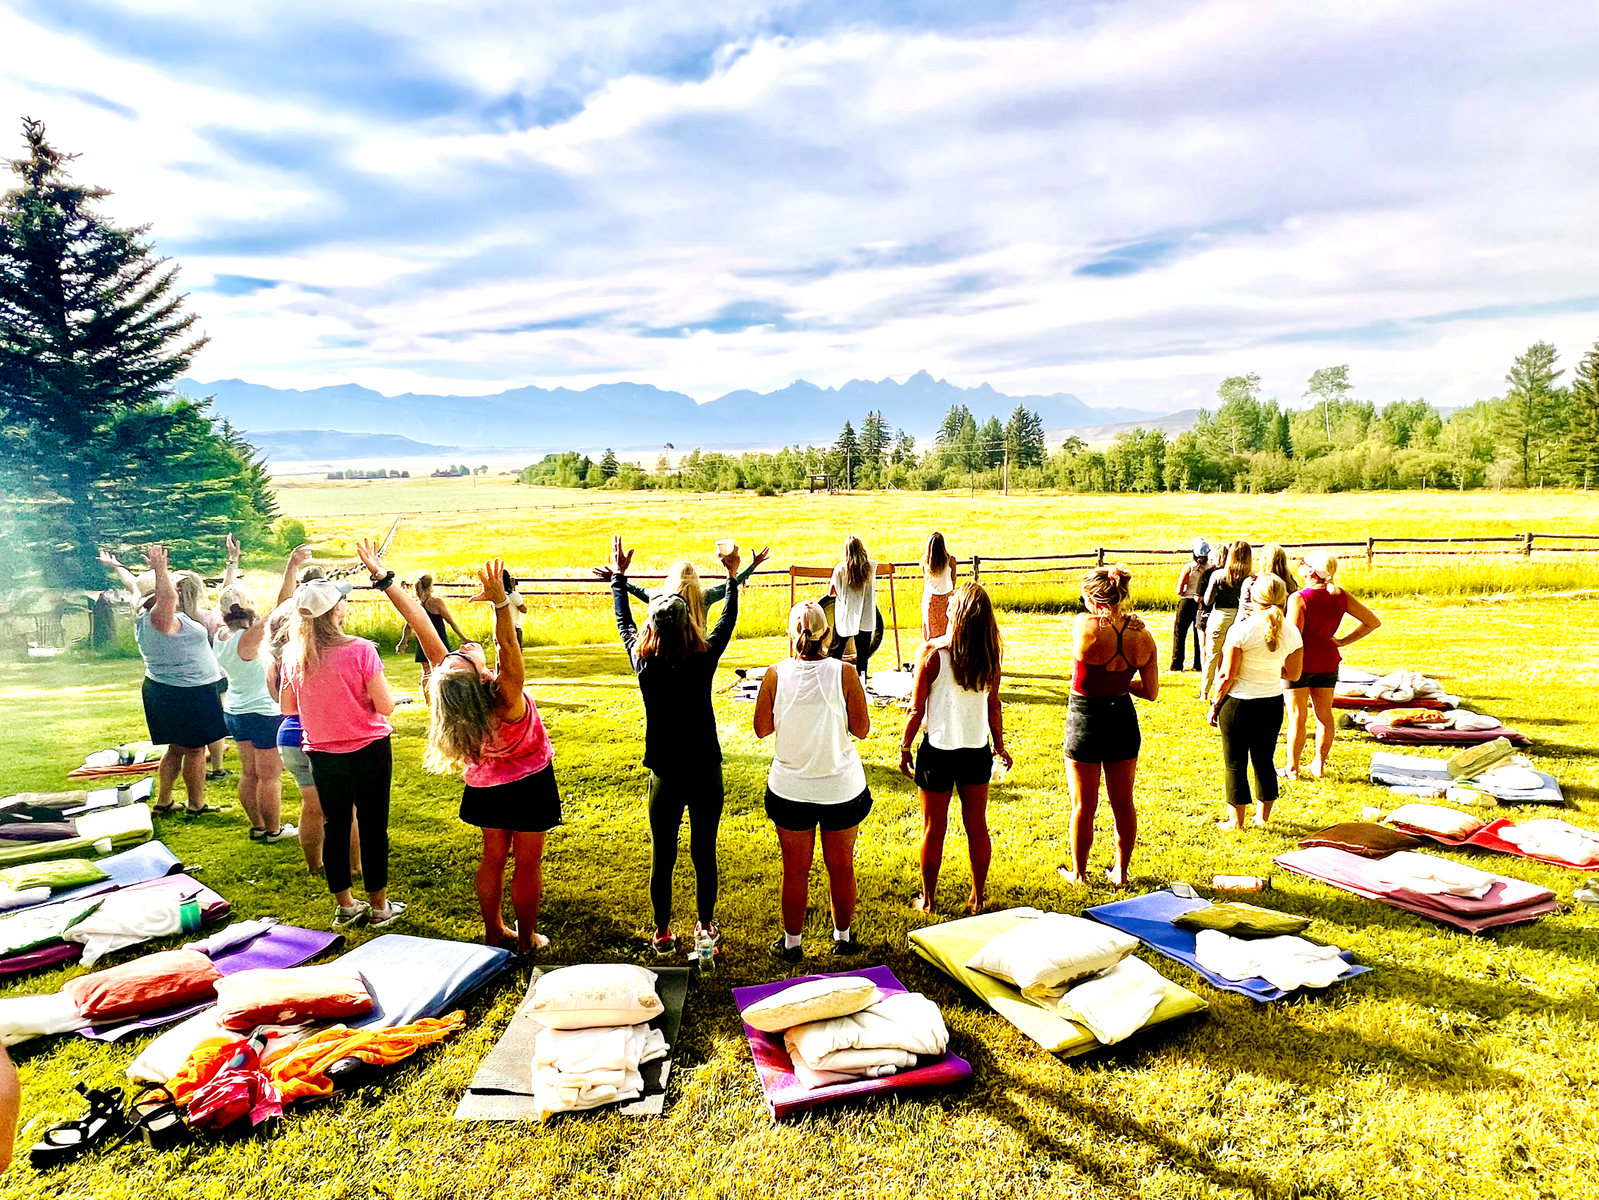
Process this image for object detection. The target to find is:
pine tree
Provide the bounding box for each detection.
[1492,341,1566,488]
[1004,404,1046,467]
[935,405,970,454]
[1562,340,1599,488]
[977,415,1005,467]
[858,410,888,482]
[890,428,917,467]
[835,420,860,488]
[600,447,619,478]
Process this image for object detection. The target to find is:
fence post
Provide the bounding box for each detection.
[971,554,981,582]
[1523,531,1534,558]
[1096,547,1106,567]
[1365,536,1374,567]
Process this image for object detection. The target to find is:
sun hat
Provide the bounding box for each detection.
[295,578,353,618]
[218,583,255,612]
[645,593,687,632]
[1300,551,1339,581]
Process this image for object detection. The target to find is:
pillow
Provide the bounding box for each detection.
[62,949,220,1021]
[527,964,663,1030]
[212,966,373,1031]
[1384,708,1451,728]
[0,859,108,892]
[740,976,878,1033]
[965,912,1138,991]
[1171,902,1312,937]
[1297,822,1423,858]
[1447,737,1514,779]
[1385,803,1486,840]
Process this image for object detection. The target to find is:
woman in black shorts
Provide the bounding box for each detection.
[900,582,1011,914]
[1060,565,1160,887]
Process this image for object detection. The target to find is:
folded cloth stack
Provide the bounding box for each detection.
[1335,669,1458,707]
[1193,931,1350,992]
[1369,749,1563,805]
[781,992,949,1089]
[525,964,669,1120]
[1356,709,1500,732]
[1496,820,1599,867]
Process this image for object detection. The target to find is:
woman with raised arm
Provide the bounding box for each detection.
[132,544,227,815]
[395,573,470,689]
[1284,552,1382,780]
[755,600,873,962]
[1209,574,1302,829]
[1059,565,1159,888]
[920,531,958,641]
[602,535,740,960]
[619,548,769,636]
[279,575,405,930]
[828,535,878,683]
[361,541,557,954]
[215,578,296,845]
[900,582,1011,914]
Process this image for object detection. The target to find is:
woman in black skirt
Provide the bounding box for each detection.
[1059,565,1159,887]
[129,544,227,815]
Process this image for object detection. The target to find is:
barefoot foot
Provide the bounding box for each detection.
[1104,866,1128,888]
[1057,865,1084,886]
[910,894,936,914]
[520,931,550,954]
[965,890,985,915]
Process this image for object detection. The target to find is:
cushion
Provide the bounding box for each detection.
[1447,737,1515,779]
[1297,822,1424,858]
[0,859,109,892]
[739,976,878,1033]
[526,964,663,1030]
[1170,902,1312,937]
[1385,803,1486,840]
[964,912,1138,991]
[62,948,220,1021]
[1384,707,1451,727]
[212,966,374,1031]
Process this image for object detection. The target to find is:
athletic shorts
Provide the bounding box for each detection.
[914,739,993,792]
[1063,693,1141,764]
[278,743,316,789]
[460,763,562,833]
[224,710,285,749]
[141,677,227,750]
[764,786,872,833]
[1288,672,1339,690]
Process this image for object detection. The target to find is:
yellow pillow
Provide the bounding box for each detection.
[739,976,879,1033]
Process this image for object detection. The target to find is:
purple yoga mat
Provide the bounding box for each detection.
[732,965,973,1120]
[0,941,82,978]
[80,924,343,1041]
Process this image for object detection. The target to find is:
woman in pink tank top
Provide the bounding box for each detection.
[360,542,557,956]
[1284,551,1381,780]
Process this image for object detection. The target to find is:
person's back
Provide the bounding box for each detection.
[135,609,220,687]
[1297,585,1350,673]
[286,639,391,753]
[925,647,989,749]
[769,656,866,801]
[215,630,276,715]
[1225,612,1303,699]
[463,689,553,789]
[1071,618,1148,698]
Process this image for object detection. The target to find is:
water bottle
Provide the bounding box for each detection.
[692,928,716,972]
[178,892,203,934]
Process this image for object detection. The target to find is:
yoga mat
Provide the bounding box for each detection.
[1085,890,1369,1002]
[732,965,974,1121]
[1462,819,1599,872]
[1334,694,1448,711]
[337,934,516,1029]
[453,966,689,1121]
[66,760,162,781]
[1367,723,1531,747]
[52,841,184,907]
[1368,751,1564,805]
[80,924,344,1041]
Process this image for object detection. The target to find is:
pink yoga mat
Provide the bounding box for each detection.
[1464,819,1599,872]
[1334,695,1448,711]
[1366,723,1530,747]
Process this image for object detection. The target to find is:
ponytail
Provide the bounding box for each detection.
[1263,606,1284,653]
[1253,574,1289,652]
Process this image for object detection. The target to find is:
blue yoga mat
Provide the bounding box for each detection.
[337,934,516,1028]
[1086,890,1369,1003]
[35,841,184,911]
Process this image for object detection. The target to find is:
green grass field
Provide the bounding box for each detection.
[2,590,1597,1199]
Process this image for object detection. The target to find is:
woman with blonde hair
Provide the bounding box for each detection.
[900,582,1011,914]
[1208,574,1303,828]
[1059,565,1159,887]
[215,580,295,844]
[920,531,958,641]
[1201,541,1253,701]
[1285,552,1382,779]
[1239,543,1298,619]
[618,548,768,636]
[361,542,554,954]
[828,535,877,683]
[755,599,872,961]
[279,575,405,930]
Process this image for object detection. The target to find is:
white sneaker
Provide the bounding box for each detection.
[369,901,408,929]
[332,900,371,929]
[262,824,298,843]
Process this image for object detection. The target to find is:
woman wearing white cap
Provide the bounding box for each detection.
[279,575,406,929]
[1170,537,1208,671]
[603,535,741,961]
[1284,551,1381,779]
[215,579,296,845]
[754,599,872,963]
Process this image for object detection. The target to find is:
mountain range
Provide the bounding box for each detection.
[178,370,1188,455]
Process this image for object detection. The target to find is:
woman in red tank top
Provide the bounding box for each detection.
[1284,552,1381,779]
[1059,566,1159,888]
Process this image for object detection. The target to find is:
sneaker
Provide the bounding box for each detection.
[333,901,371,929]
[249,828,268,841]
[261,824,298,843]
[767,935,803,965]
[651,931,677,958]
[831,932,865,955]
[206,770,229,781]
[369,901,408,929]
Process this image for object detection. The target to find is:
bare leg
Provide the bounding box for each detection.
[208,740,225,774]
[957,782,991,912]
[256,748,283,832]
[914,788,953,912]
[237,742,262,831]
[297,784,324,873]
[156,746,185,809]
[1061,758,1102,883]
[476,829,517,948]
[181,748,206,809]
[510,832,548,952]
[819,825,860,932]
[1285,690,1309,776]
[1101,758,1139,886]
[775,826,816,935]
[1309,687,1336,776]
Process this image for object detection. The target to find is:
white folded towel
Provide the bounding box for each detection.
[1194,930,1350,991]
[782,991,948,1070]
[1368,851,1496,899]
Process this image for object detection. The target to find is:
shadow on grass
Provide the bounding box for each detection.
[528,645,633,679]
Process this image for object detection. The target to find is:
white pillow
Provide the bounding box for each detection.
[527,964,664,1030]
[965,913,1139,991]
[1385,803,1485,840]
[739,976,879,1033]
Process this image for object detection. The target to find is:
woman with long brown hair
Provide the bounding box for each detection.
[1059,565,1159,887]
[920,531,958,640]
[828,534,877,683]
[603,535,741,960]
[395,572,469,690]
[1240,542,1298,619]
[900,582,1011,914]
[1201,541,1253,701]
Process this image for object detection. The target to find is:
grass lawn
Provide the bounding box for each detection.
[1,593,1596,1198]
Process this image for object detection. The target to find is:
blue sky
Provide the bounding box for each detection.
[3,0,1596,411]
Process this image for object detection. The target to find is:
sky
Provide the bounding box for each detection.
[3,0,1597,413]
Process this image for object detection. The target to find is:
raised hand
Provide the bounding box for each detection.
[226,532,240,560]
[355,537,385,579]
[590,564,616,582]
[288,543,313,572]
[97,549,122,569]
[144,543,169,573]
[472,557,508,605]
[718,542,742,575]
[750,545,771,570]
[610,535,634,576]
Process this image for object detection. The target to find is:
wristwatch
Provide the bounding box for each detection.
[370,570,396,590]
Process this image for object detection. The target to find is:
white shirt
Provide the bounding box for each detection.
[926,649,990,750]
[923,565,955,597]
[1222,613,1303,699]
[830,559,877,638]
[767,657,867,804]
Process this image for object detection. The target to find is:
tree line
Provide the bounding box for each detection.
[1,120,280,588]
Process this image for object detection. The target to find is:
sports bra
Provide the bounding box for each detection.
[1072,619,1138,698]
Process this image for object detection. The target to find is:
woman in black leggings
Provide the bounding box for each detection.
[1208,574,1303,830]
[599,535,741,959]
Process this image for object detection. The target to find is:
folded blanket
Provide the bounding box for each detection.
[1334,669,1458,707]
[0,991,91,1045]
[531,1023,669,1120]
[1497,820,1599,866]
[782,992,948,1071]
[1367,851,1496,899]
[1194,931,1350,992]
[1368,751,1564,805]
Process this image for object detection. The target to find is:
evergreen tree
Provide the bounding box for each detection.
[890,428,917,467]
[954,411,982,472]
[600,447,619,478]
[835,420,860,487]
[1004,404,1046,467]
[858,410,888,479]
[1561,340,1599,488]
[935,405,970,453]
[977,415,1005,467]
[1494,341,1565,487]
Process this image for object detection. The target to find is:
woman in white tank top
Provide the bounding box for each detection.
[754,600,872,963]
[900,583,1011,914]
[920,530,958,640]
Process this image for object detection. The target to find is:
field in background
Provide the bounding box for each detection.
[269,480,1599,647]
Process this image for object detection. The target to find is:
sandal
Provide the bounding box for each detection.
[150,803,178,816]
[122,1085,187,1151]
[182,804,222,816]
[29,1083,132,1169]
